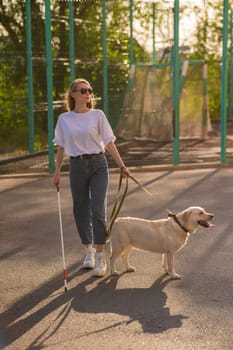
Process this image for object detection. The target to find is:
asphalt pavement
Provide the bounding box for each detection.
[0,166,233,349]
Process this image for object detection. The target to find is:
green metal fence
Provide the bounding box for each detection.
[0,0,232,175]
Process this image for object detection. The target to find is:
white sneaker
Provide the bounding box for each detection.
[82,246,96,269]
[93,252,107,277]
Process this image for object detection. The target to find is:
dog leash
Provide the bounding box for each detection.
[107,174,188,238]
[106,174,128,239]
[128,174,172,216]
[107,174,170,237]
[128,175,189,233]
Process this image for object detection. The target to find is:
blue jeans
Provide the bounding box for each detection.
[69,153,109,245]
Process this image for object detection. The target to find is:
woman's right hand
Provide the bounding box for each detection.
[53,170,61,188]
[53,146,64,189]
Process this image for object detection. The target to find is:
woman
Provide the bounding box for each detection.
[53,78,131,277]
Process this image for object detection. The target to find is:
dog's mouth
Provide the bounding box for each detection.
[198,220,215,228]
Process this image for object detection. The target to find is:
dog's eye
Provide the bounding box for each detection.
[199,211,203,215]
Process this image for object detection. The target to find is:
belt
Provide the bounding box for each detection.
[70,152,103,160]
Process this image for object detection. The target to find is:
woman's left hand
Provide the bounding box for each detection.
[120,166,132,178]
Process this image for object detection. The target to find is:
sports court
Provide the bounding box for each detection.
[1,165,233,349]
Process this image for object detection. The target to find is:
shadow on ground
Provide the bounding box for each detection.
[0,268,187,349]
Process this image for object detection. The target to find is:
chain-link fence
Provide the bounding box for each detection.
[0,0,232,175]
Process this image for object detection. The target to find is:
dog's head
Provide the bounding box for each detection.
[178,206,215,234]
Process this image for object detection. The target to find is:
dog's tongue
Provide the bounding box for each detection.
[199,220,215,228]
[205,221,215,228]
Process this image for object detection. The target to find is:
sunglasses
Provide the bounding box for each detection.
[75,88,93,95]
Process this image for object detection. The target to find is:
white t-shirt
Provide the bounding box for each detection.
[53,109,116,156]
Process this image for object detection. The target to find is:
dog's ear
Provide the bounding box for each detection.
[182,209,191,224]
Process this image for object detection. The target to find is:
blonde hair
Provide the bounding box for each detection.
[65,78,95,111]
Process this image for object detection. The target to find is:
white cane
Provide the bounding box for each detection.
[56,185,68,292]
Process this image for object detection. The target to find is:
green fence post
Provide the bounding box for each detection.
[202,62,208,138]
[102,0,108,116]
[220,0,229,163]
[229,10,233,119]
[26,0,34,154]
[152,2,156,64]
[129,0,134,66]
[152,1,156,64]
[45,0,54,173]
[172,0,180,165]
[68,1,75,82]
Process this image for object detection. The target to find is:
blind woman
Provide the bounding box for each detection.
[53,78,131,277]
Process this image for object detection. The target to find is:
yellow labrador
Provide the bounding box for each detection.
[110,206,214,279]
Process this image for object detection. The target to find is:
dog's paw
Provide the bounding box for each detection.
[127,266,136,273]
[170,273,181,280]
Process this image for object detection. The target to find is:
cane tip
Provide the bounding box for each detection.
[64,286,68,292]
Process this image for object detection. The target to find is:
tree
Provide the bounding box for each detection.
[0,0,149,150]
[186,0,233,119]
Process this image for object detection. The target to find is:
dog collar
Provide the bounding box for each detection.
[168,213,189,233]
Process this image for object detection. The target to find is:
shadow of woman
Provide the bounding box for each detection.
[1,270,187,349]
[71,273,187,334]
